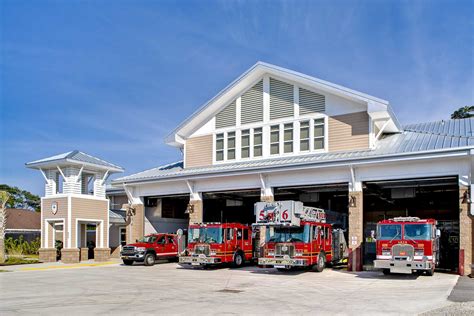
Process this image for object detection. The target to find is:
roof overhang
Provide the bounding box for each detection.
[25,159,123,173]
[165,61,401,147]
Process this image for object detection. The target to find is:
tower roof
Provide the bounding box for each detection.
[25,150,124,173]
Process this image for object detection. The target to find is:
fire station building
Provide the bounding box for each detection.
[28,62,474,274]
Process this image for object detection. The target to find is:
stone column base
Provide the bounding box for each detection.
[39,248,57,262]
[61,248,80,264]
[94,248,111,262]
[80,248,89,261]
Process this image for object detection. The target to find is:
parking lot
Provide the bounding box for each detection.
[0,261,468,315]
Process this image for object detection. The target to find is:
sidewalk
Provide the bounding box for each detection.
[0,258,121,272]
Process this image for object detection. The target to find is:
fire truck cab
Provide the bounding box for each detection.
[178,222,254,268]
[255,200,347,272]
[373,217,440,275]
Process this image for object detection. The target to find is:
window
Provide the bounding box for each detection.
[236,229,243,240]
[270,125,280,155]
[227,132,236,160]
[253,128,263,157]
[216,133,224,161]
[283,123,293,153]
[226,228,234,241]
[244,229,249,240]
[300,121,310,151]
[241,129,250,158]
[314,118,325,150]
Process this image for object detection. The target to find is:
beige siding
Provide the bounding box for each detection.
[42,197,68,247]
[71,197,109,248]
[328,111,369,152]
[185,135,213,168]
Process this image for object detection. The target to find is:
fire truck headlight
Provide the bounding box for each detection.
[382,249,391,256]
[295,251,303,257]
[210,252,216,256]
[415,249,424,256]
[136,247,146,253]
[267,251,274,256]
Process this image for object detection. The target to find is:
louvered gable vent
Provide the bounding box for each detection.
[216,101,236,129]
[299,87,325,115]
[241,80,263,125]
[270,78,294,120]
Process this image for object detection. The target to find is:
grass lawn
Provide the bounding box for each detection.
[0,255,39,266]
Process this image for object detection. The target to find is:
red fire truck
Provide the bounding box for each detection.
[178,222,254,268]
[255,200,347,271]
[373,217,440,275]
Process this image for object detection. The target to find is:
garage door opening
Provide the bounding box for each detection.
[144,195,189,234]
[274,183,349,230]
[203,189,261,224]
[363,176,459,272]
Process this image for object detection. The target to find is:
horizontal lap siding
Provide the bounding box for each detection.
[216,101,236,129]
[185,135,213,168]
[299,88,325,115]
[329,111,369,151]
[42,197,68,247]
[71,197,109,248]
[241,80,263,125]
[270,78,294,120]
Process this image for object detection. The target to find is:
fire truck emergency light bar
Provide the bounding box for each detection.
[253,200,326,227]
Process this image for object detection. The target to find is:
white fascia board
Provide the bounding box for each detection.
[25,159,123,173]
[165,61,397,145]
[114,147,472,186]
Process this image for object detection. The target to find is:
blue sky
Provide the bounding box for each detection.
[1,0,473,196]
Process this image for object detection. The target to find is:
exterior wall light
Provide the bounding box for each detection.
[461,191,471,204]
[349,195,357,208]
[185,203,195,214]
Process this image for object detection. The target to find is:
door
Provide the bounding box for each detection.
[155,235,166,257]
[165,235,177,257]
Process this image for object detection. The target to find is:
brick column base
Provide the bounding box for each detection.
[80,248,89,261]
[39,248,57,262]
[94,248,111,262]
[61,248,80,264]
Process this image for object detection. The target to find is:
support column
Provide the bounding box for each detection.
[125,203,144,244]
[189,192,203,224]
[348,191,363,271]
[459,186,473,276]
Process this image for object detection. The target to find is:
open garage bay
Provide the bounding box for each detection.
[0,262,460,315]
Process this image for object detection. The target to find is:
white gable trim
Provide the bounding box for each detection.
[165,62,400,147]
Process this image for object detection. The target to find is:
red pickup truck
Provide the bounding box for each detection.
[120,233,179,266]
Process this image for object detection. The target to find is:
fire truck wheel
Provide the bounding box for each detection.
[122,260,133,266]
[144,253,155,266]
[312,253,325,272]
[232,252,244,268]
[426,267,435,276]
[382,269,390,275]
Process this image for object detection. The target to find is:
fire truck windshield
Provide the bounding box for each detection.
[377,224,402,241]
[266,225,310,243]
[188,227,223,244]
[137,235,157,243]
[404,224,431,240]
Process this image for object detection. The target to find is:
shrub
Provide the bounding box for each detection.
[5,235,41,256]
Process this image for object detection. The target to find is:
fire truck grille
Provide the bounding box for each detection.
[194,245,210,256]
[392,244,414,259]
[122,246,136,255]
[275,244,295,257]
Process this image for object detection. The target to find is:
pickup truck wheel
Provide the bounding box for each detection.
[382,269,390,275]
[123,260,133,266]
[144,253,155,266]
[232,252,244,268]
[312,253,325,272]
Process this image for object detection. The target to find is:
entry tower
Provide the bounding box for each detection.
[26,150,124,263]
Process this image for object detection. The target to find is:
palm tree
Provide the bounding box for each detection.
[0,191,10,263]
[451,106,474,119]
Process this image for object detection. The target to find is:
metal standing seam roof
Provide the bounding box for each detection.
[113,118,474,184]
[26,150,124,171]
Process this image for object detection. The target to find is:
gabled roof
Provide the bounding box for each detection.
[114,118,474,185]
[26,150,124,173]
[165,61,401,146]
[5,209,41,230]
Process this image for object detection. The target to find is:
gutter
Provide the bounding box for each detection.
[112,146,473,186]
